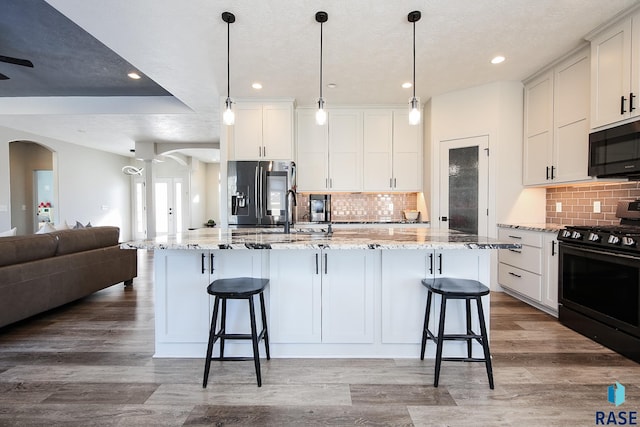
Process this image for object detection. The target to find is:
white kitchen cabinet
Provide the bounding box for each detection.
[269,249,375,344]
[497,228,558,316]
[296,109,363,192]
[523,48,591,186]
[542,233,559,310]
[153,249,266,356]
[231,102,293,160]
[589,13,640,129]
[363,110,422,192]
[381,249,485,344]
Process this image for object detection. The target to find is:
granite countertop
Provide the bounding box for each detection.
[122,227,520,251]
[497,223,565,233]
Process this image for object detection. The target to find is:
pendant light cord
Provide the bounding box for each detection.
[319,21,323,100]
[227,20,230,99]
[412,20,416,99]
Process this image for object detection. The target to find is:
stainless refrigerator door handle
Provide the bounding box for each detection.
[259,167,264,220]
[254,165,260,218]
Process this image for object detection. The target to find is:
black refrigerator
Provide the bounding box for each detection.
[228,160,296,227]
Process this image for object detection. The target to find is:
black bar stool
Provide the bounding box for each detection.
[203,277,270,388]
[420,277,494,389]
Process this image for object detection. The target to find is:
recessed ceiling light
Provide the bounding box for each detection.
[491,56,506,65]
[402,82,412,89]
[327,83,337,89]
[127,72,141,79]
[252,82,262,89]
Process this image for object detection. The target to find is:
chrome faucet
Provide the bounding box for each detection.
[284,189,297,234]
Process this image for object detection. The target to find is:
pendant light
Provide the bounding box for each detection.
[222,11,236,126]
[408,11,421,126]
[315,11,328,126]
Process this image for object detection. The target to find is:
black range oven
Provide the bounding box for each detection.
[558,201,640,363]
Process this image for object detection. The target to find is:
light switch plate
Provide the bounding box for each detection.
[593,201,601,213]
[556,202,562,213]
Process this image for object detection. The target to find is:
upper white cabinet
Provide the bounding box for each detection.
[231,102,294,161]
[523,48,591,186]
[589,13,640,129]
[296,109,363,192]
[363,110,422,192]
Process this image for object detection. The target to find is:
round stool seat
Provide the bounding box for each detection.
[207,277,269,298]
[422,277,489,297]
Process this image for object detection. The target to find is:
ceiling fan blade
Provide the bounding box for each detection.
[0,72,9,80]
[0,55,34,68]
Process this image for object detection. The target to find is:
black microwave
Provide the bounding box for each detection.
[589,120,640,179]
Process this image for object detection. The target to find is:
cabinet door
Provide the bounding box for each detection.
[381,250,428,343]
[210,250,266,335]
[590,19,632,128]
[523,72,554,185]
[363,110,393,191]
[263,104,293,160]
[321,250,375,343]
[328,110,363,191]
[392,110,422,191]
[233,104,263,160]
[542,235,559,312]
[554,51,591,183]
[154,250,211,343]
[269,250,322,343]
[433,249,481,280]
[296,110,329,192]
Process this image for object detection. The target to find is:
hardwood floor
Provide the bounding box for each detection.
[0,250,638,426]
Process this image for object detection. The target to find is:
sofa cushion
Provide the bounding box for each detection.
[0,234,58,267]
[52,227,120,255]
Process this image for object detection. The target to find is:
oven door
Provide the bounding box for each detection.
[559,242,640,338]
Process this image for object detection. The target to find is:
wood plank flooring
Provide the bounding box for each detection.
[0,250,638,426]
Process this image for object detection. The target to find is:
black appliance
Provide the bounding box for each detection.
[558,200,640,362]
[228,160,296,227]
[309,194,331,223]
[589,120,640,179]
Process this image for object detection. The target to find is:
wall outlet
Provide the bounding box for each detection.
[556,202,562,213]
[593,201,601,213]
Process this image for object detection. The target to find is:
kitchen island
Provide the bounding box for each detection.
[124,227,519,358]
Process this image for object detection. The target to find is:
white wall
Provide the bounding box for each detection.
[0,126,132,239]
[206,162,221,225]
[427,81,546,236]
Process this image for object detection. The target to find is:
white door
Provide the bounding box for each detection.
[132,177,146,240]
[439,135,489,236]
[155,178,184,235]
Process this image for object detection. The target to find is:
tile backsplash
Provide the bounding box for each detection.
[546,182,640,226]
[295,193,419,223]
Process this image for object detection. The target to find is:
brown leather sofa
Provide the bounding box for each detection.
[0,226,137,328]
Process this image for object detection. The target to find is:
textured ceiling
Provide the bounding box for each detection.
[0,0,639,161]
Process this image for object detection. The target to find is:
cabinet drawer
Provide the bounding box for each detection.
[498,228,543,248]
[498,263,542,302]
[498,245,542,274]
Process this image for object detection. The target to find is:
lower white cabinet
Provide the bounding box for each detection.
[381,249,486,344]
[153,249,265,356]
[269,249,375,344]
[497,228,558,315]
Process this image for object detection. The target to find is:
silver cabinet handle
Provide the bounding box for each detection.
[508,249,522,253]
[324,253,328,274]
[315,253,319,275]
[508,271,522,278]
[508,235,522,239]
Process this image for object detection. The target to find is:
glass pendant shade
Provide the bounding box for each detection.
[223,97,235,126]
[409,97,420,125]
[316,98,327,125]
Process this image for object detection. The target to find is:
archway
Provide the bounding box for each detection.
[9,141,56,235]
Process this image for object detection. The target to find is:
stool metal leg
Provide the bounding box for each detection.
[465,299,472,359]
[203,295,221,388]
[434,295,447,388]
[420,290,433,360]
[476,296,494,389]
[259,292,271,360]
[248,295,262,387]
[220,298,227,359]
